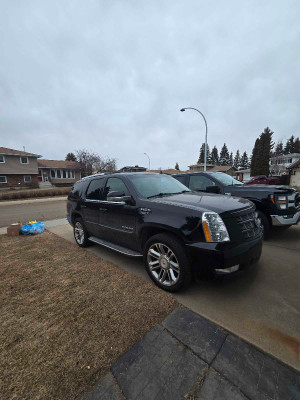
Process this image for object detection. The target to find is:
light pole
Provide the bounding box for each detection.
[180,107,208,172]
[144,152,150,170]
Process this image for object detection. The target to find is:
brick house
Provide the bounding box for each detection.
[0,147,41,190]
[37,159,81,187]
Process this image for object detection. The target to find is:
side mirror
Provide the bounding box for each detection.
[206,186,220,194]
[107,191,132,204]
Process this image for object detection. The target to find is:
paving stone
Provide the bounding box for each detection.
[111,325,207,400]
[162,308,227,364]
[212,334,300,400]
[82,371,124,400]
[196,369,248,400]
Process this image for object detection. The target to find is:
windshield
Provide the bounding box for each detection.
[128,174,190,198]
[209,172,243,186]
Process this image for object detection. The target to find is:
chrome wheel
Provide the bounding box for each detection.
[74,222,85,245]
[147,243,180,286]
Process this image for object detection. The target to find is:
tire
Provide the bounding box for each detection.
[143,233,192,292]
[73,218,90,247]
[258,210,270,238]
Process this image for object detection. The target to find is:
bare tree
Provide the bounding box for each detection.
[76,149,117,176]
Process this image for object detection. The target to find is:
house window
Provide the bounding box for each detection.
[51,169,56,178]
[70,170,74,179]
[24,175,31,183]
[20,156,29,164]
[0,176,7,183]
[0,155,5,163]
[57,170,61,178]
[63,170,67,178]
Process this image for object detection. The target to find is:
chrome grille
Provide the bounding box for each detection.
[235,211,262,240]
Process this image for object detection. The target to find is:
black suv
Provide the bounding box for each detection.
[173,172,300,237]
[67,173,263,292]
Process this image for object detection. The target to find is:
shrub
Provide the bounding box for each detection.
[0,187,71,201]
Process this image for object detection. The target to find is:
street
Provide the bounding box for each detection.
[48,221,300,371]
[0,198,67,227]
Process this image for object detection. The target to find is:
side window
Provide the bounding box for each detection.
[189,175,216,191]
[104,177,130,199]
[175,176,186,185]
[72,180,88,198]
[86,178,105,200]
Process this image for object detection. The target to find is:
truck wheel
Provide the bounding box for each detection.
[74,218,90,247]
[144,233,192,292]
[258,211,270,238]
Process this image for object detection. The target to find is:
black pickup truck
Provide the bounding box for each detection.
[67,172,263,292]
[173,172,300,236]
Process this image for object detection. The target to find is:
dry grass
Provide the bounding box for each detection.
[0,232,178,400]
[0,187,71,201]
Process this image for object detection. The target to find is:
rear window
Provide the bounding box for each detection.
[71,180,88,198]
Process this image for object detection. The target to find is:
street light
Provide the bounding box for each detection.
[144,152,150,170]
[180,107,208,172]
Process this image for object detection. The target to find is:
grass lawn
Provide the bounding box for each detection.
[0,232,178,400]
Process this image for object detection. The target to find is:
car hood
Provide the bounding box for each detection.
[225,184,296,194]
[149,192,252,214]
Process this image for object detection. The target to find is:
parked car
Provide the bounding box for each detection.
[67,173,263,292]
[172,172,300,237]
[244,175,281,185]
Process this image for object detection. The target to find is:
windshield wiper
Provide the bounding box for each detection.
[147,190,190,199]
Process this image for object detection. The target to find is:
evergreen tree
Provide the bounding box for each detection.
[219,143,230,165]
[197,143,210,164]
[65,152,77,161]
[175,162,180,170]
[211,145,219,165]
[233,150,241,168]
[251,127,274,176]
[240,151,249,169]
[274,141,284,156]
[229,152,233,166]
[294,137,300,153]
[284,135,297,154]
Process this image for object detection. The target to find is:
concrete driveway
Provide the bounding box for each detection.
[48,222,300,371]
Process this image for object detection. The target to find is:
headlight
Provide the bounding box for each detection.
[202,212,230,242]
[270,194,287,209]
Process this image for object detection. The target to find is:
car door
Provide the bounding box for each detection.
[100,177,139,250]
[82,177,106,236]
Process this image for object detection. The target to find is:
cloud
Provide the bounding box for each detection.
[0,0,299,169]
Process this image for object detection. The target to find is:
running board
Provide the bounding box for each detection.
[88,236,143,257]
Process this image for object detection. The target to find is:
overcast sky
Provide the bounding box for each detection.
[0,0,299,170]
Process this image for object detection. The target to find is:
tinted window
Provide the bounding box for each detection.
[175,176,186,185]
[86,178,105,200]
[104,178,129,199]
[129,174,190,198]
[72,180,89,198]
[189,175,216,191]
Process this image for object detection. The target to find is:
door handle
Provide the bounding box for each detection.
[99,208,107,212]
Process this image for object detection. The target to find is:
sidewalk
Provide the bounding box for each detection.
[83,308,300,400]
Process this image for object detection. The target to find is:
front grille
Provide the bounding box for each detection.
[234,210,262,240]
[288,192,300,209]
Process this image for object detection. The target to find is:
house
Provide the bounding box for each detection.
[270,153,300,175]
[235,168,251,181]
[119,166,147,172]
[37,160,81,187]
[188,163,215,171]
[287,159,300,188]
[0,147,41,189]
[148,169,182,174]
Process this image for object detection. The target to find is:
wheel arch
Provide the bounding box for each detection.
[139,224,186,251]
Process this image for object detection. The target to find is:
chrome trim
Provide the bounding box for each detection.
[88,236,142,257]
[270,211,300,226]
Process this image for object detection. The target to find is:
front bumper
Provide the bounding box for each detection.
[270,210,300,226]
[186,236,262,277]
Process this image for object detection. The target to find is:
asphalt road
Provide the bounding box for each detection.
[0,198,67,227]
[48,222,300,371]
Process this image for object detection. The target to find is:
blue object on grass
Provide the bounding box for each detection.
[21,221,45,235]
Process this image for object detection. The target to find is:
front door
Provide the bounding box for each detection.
[100,177,138,250]
[82,177,106,236]
[188,175,221,193]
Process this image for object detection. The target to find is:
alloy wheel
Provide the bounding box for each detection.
[147,242,180,286]
[74,222,85,245]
